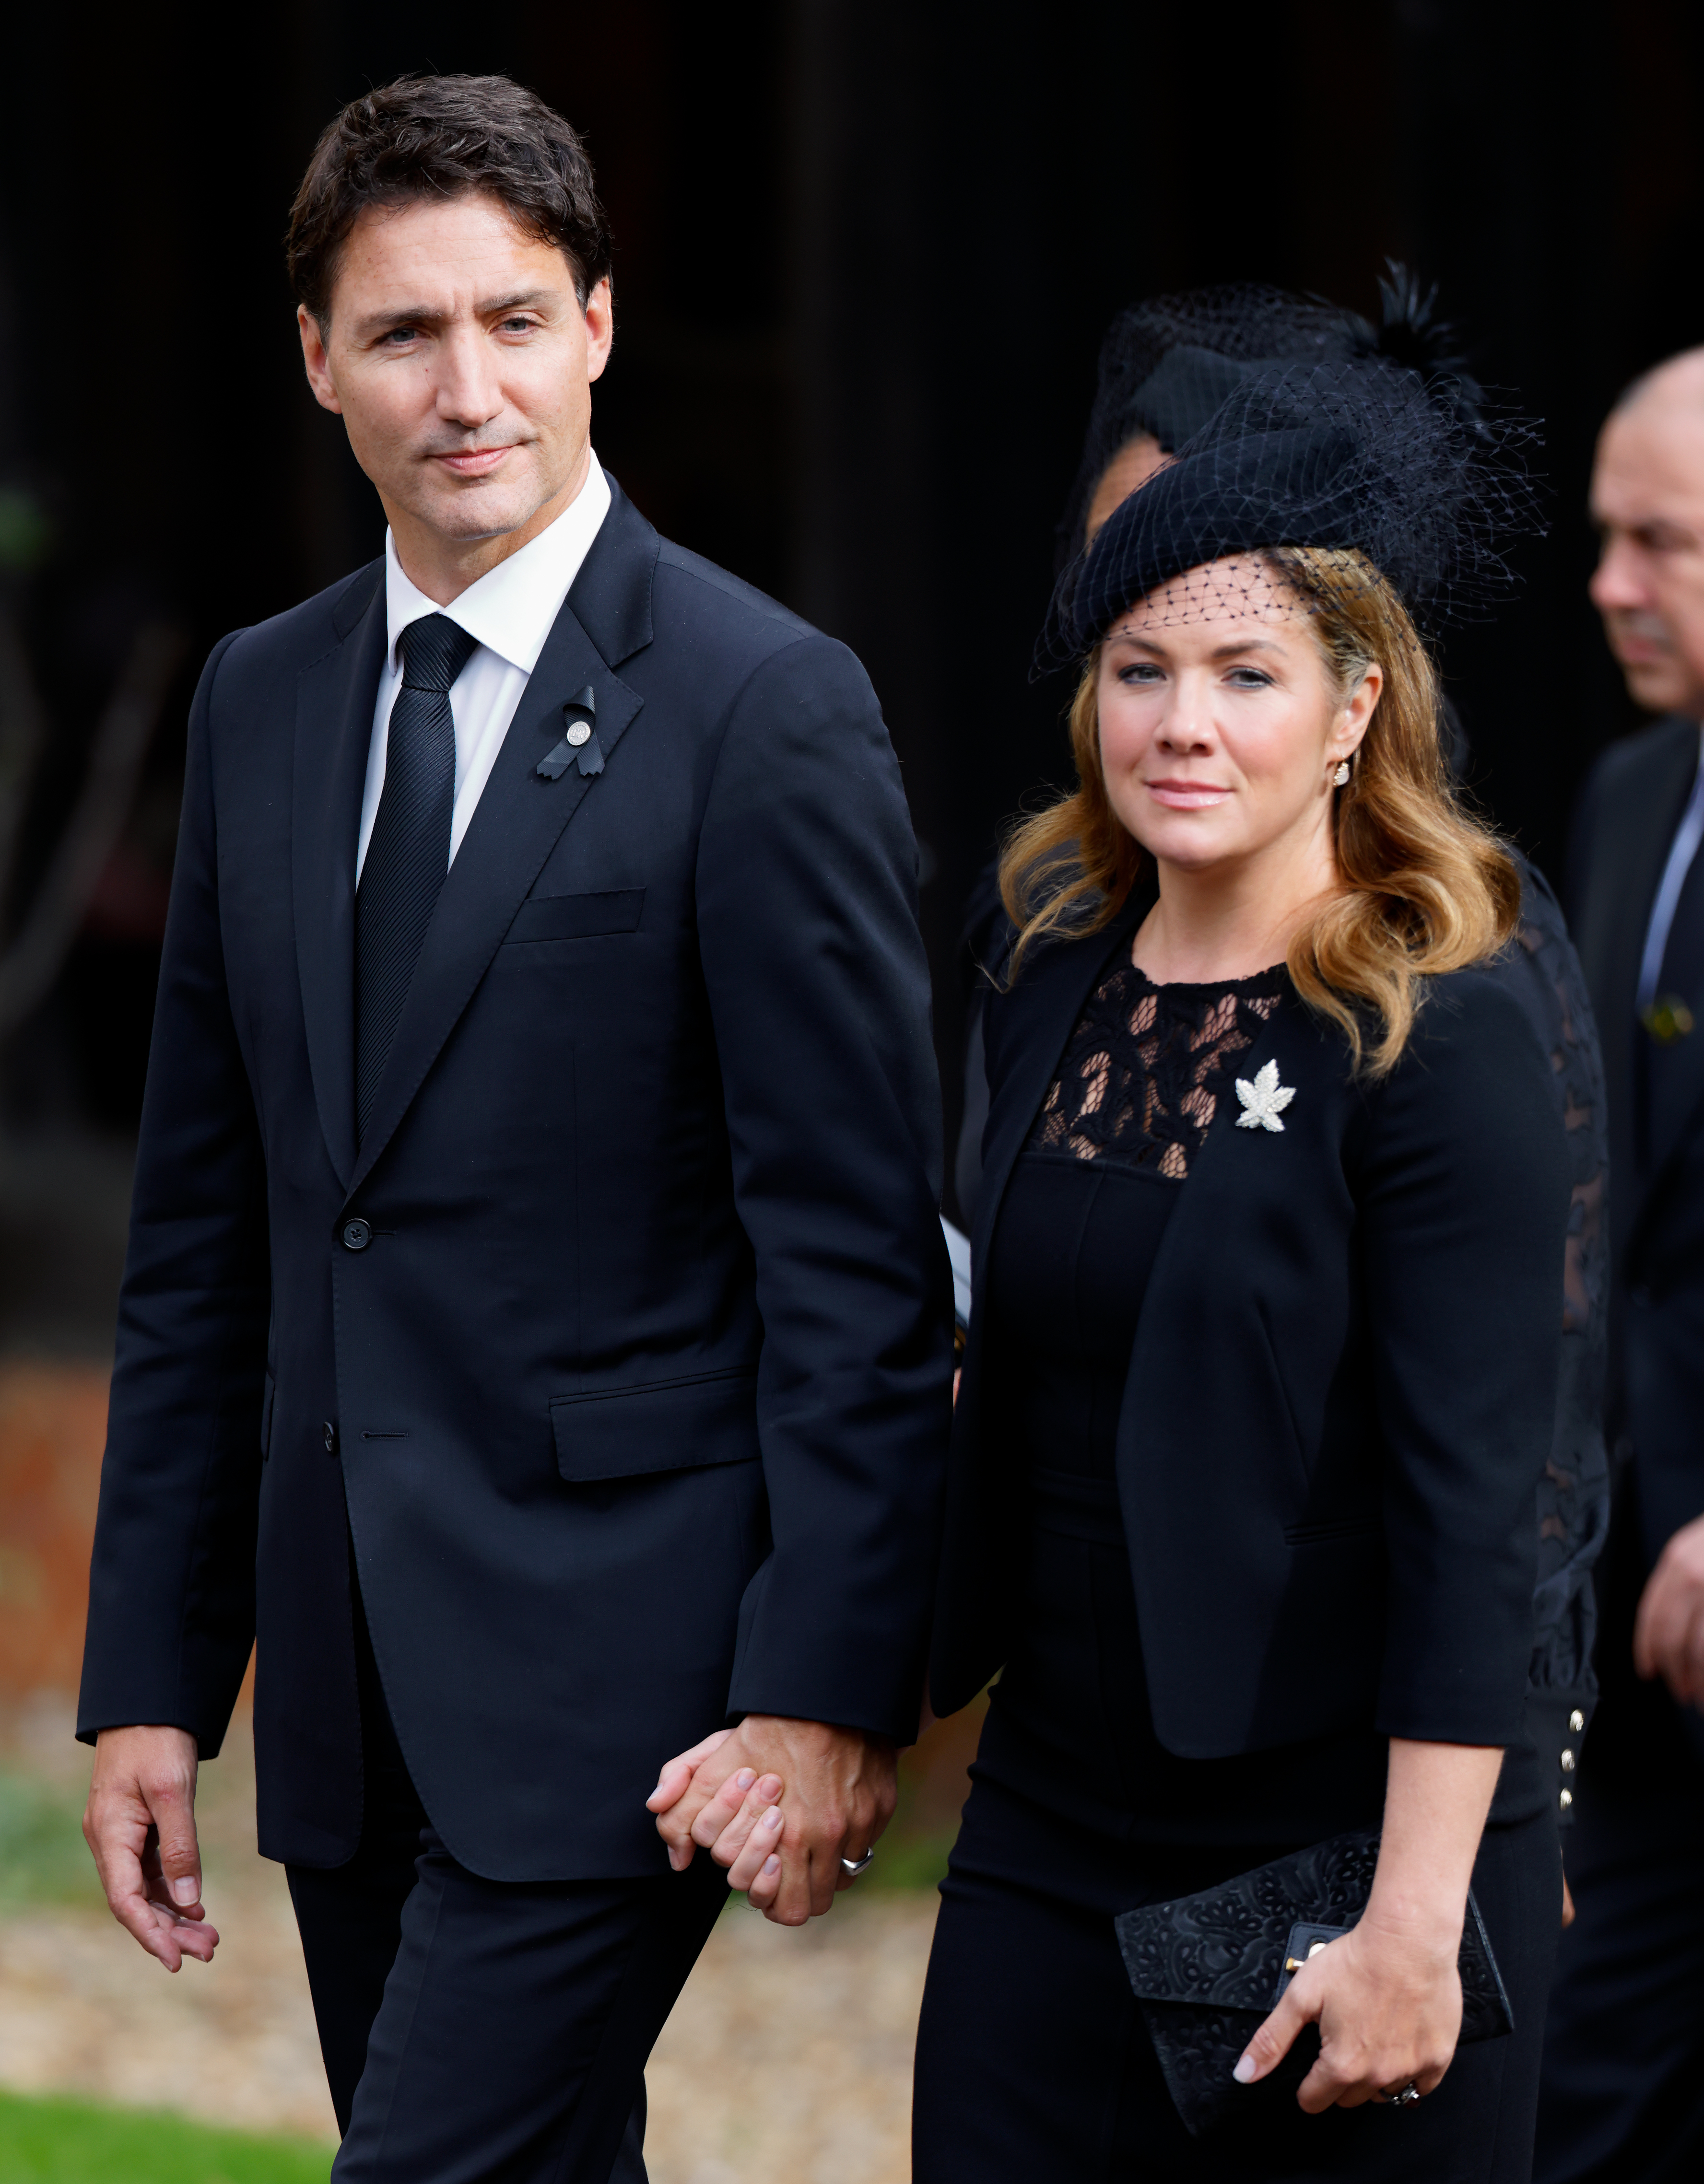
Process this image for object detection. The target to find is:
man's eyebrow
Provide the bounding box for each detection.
[478,288,556,316]
[350,289,558,339]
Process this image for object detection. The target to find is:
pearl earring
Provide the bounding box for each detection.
[1332,760,1351,788]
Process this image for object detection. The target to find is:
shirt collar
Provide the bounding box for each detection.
[383,450,612,675]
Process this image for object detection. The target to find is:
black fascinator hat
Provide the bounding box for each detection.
[1038,345,1542,674]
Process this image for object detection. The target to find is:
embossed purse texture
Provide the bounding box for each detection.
[1113,1830,1514,2137]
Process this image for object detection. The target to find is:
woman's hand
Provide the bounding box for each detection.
[1235,1736,1503,2112]
[1234,1907,1464,2110]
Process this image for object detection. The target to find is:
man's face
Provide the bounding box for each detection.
[1084,433,1167,545]
[298,191,613,562]
[1590,368,1704,717]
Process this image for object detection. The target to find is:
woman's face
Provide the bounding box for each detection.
[1097,559,1379,879]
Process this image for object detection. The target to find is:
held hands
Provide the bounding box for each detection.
[646,1715,897,1926]
[82,1726,220,1973]
[1234,1905,1465,2110]
[1633,1511,1704,1708]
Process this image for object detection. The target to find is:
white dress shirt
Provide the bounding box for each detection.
[356,452,612,881]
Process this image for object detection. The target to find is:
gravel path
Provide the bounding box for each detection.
[0,1706,937,2181]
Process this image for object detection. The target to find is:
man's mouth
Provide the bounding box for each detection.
[430,446,517,479]
[1610,613,1673,664]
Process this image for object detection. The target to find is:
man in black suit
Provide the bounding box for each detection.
[1537,348,1704,2183]
[75,74,951,2184]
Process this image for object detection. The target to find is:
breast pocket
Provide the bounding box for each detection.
[505,888,646,945]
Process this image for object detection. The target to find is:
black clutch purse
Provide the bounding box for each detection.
[1113,1830,1514,2137]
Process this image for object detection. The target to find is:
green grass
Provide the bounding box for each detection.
[0,1772,99,1912]
[0,2091,332,2183]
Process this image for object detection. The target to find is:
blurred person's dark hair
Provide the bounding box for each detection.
[286,73,613,326]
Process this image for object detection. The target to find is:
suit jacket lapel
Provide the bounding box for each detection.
[294,563,386,1190]
[1577,719,1699,1254]
[346,597,646,1199]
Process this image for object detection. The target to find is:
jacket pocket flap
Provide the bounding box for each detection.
[507,888,646,944]
[551,1367,758,1481]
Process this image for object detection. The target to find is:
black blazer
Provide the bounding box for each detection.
[932,892,1570,1760]
[77,482,953,1880]
[1570,716,1704,1577]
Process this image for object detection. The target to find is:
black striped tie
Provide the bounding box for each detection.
[354,613,478,1141]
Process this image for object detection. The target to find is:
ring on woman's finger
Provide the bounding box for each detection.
[841,1848,875,1877]
[1381,2079,1423,2108]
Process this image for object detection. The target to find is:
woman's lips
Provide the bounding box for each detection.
[433,445,515,478]
[1146,779,1231,809]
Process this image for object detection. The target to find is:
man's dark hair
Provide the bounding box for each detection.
[287,73,612,325]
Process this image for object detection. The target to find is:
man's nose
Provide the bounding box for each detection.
[1590,534,1648,613]
[435,326,503,429]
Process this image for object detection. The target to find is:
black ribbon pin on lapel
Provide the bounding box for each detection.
[538,685,604,780]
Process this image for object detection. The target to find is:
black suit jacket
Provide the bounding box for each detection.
[77,482,954,1880]
[1571,715,1704,1579]
[932,892,1570,1763]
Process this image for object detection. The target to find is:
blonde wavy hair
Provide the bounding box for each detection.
[998,546,1521,1075]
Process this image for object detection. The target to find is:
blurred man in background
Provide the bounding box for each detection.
[1537,349,1704,2184]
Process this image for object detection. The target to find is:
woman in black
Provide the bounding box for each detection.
[912,361,1571,2181]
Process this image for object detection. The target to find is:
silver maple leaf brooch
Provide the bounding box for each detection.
[1234,1059,1296,1133]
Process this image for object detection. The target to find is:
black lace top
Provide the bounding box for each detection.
[987,948,1292,1492]
[982,941,1387,1844]
[1029,954,1287,1176]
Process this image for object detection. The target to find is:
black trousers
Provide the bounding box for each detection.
[285,1599,725,2184]
[1535,1715,1704,2180]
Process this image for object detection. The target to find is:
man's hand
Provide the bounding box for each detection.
[83,1726,219,1972]
[1634,1511,1704,1707]
[646,1715,897,1926]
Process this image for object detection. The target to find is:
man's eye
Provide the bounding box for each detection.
[499,316,535,333]
[381,327,419,346]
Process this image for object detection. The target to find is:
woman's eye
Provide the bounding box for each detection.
[1118,663,1165,686]
[1226,667,1274,689]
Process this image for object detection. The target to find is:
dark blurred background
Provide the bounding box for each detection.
[1,0,1701,1329]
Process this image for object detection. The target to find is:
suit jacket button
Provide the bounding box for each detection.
[341,1218,372,1251]
[322,1421,339,1455]
[1560,1748,1576,1770]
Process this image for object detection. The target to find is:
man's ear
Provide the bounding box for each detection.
[583,276,614,385]
[297,304,343,416]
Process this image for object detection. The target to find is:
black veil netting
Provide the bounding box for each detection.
[1036,353,1544,676]
[1055,267,1492,565]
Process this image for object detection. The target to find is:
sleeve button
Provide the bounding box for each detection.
[1569,1709,1585,1733]
[1561,1749,1576,1771]
[1559,1787,1574,1809]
